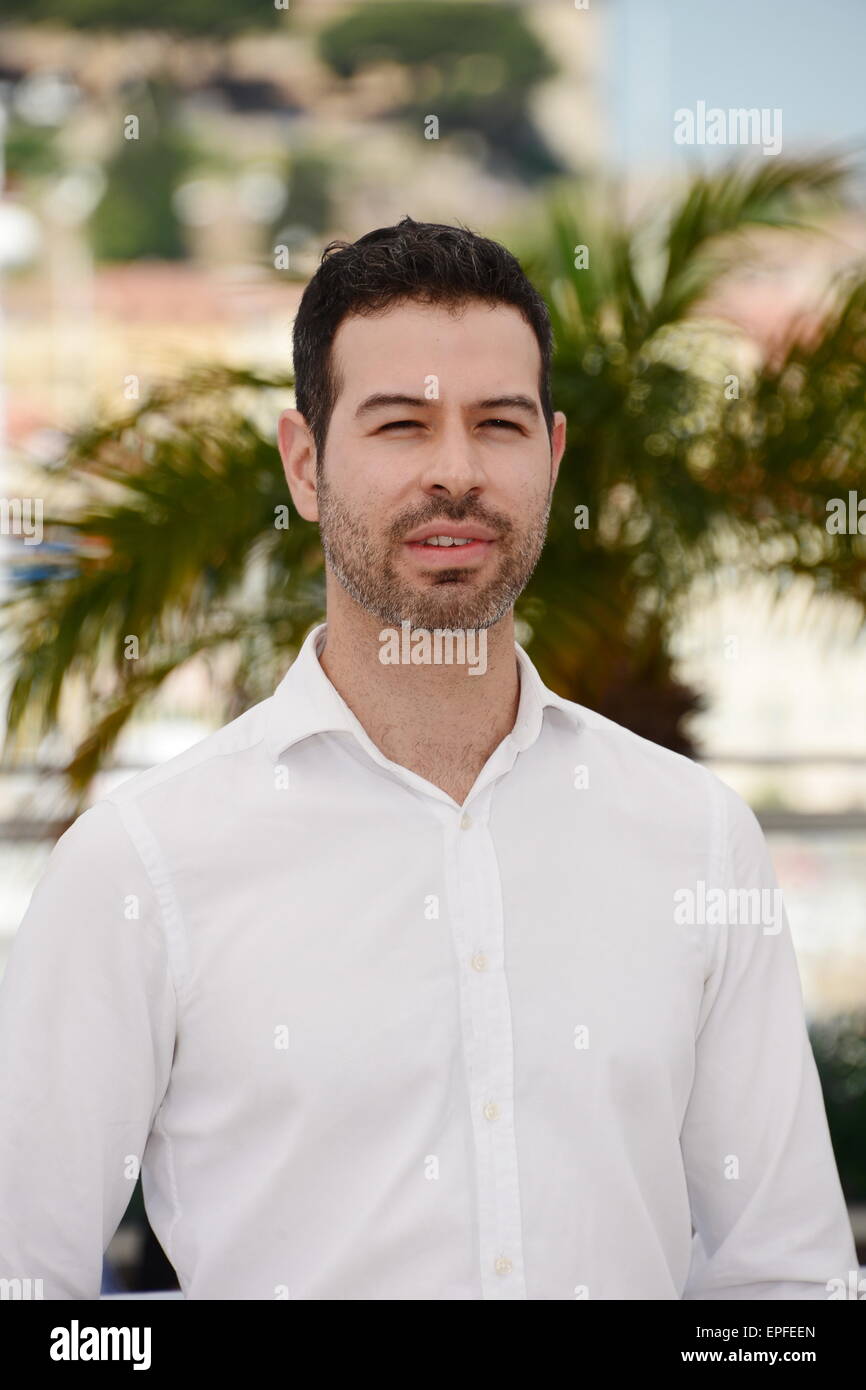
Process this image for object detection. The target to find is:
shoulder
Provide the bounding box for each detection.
[104,696,273,809]
[549,694,759,849]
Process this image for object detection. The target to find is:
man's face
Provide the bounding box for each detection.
[287,299,566,631]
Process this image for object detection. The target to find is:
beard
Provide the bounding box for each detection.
[315,464,552,632]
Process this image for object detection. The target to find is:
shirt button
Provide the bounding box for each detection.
[471,952,488,971]
[483,1101,500,1122]
[494,1256,513,1276]
[459,811,471,829]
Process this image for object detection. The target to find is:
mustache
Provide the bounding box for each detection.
[390,510,512,541]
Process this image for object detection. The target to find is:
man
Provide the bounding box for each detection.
[0,217,857,1300]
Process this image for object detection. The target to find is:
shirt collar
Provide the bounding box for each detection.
[264,620,582,763]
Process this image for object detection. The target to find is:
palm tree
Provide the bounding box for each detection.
[4,157,866,800]
[514,155,866,747]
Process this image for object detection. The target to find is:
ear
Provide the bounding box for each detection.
[549,410,567,491]
[277,408,319,522]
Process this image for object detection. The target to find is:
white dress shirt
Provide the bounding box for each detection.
[0,621,857,1300]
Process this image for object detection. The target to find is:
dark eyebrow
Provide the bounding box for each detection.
[354,392,540,420]
[354,394,428,418]
[475,395,540,419]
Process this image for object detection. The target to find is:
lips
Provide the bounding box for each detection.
[402,522,499,544]
[402,536,495,567]
[410,536,482,549]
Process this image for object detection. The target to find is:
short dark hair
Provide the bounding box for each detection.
[291,215,555,465]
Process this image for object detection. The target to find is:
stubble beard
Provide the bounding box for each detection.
[315,466,551,632]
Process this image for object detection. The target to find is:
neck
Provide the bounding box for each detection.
[317,579,521,805]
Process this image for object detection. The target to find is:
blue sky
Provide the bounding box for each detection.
[604,0,866,182]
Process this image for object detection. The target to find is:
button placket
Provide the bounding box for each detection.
[443,790,527,1299]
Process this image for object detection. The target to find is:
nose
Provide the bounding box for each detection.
[416,419,487,499]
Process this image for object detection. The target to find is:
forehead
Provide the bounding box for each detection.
[330,299,541,399]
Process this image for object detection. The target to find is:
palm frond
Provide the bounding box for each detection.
[650,151,852,329]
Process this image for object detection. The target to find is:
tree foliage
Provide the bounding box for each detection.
[4,159,866,794]
[317,1,563,183]
[1,0,288,37]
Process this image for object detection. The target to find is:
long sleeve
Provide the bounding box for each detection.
[0,799,176,1299]
[680,776,858,1299]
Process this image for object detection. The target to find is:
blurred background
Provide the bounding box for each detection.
[0,0,864,1294]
